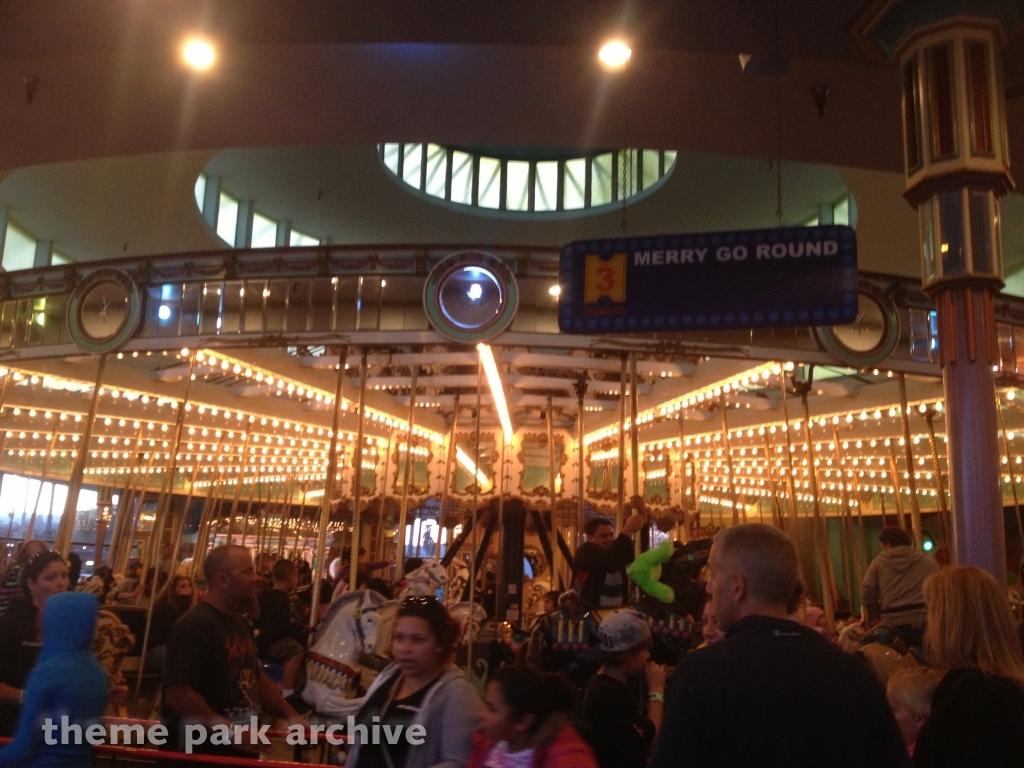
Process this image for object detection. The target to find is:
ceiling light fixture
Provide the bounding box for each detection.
[478,343,513,442]
[182,38,216,70]
[599,40,632,69]
[548,285,562,297]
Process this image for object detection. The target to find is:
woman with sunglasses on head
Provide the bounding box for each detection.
[346,596,482,768]
[0,551,69,737]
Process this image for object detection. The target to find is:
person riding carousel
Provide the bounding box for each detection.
[572,497,649,608]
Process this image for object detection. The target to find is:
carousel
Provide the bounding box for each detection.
[1,237,1023,721]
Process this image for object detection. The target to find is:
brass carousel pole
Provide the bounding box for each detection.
[227,421,255,542]
[468,358,482,676]
[720,394,740,524]
[692,444,703,528]
[54,354,107,556]
[268,479,288,557]
[616,356,627,532]
[137,351,197,700]
[376,429,394,563]
[798,382,836,634]
[997,397,1024,550]
[832,426,865,584]
[496,424,507,613]
[349,350,369,593]
[396,365,417,581]
[924,407,952,547]
[24,427,61,541]
[192,432,226,576]
[778,371,802,560]
[0,370,13,565]
[629,354,641,555]
[898,374,924,547]
[677,413,689,543]
[762,432,783,529]
[239,478,260,549]
[292,481,309,560]
[886,441,908,531]
[117,439,160,577]
[310,348,347,629]
[436,394,460,560]
[167,458,203,581]
[107,424,145,567]
[575,374,588,549]
[547,394,563,587]
[276,476,294,558]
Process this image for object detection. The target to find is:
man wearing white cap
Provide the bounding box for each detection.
[581,610,666,768]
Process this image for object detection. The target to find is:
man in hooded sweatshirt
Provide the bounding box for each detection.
[0,591,108,768]
[860,527,939,647]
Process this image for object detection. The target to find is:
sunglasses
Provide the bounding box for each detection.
[400,595,441,609]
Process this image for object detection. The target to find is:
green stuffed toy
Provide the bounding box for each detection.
[627,539,675,604]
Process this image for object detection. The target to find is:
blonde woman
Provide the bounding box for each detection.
[914,566,1024,767]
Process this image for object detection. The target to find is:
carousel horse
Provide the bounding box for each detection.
[400,560,449,599]
[524,579,552,619]
[444,561,470,608]
[302,589,398,717]
[840,623,925,685]
[93,609,136,717]
[448,602,488,644]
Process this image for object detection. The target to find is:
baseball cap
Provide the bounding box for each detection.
[585,610,652,661]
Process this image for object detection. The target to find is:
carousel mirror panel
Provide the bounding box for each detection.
[393,442,431,493]
[453,434,496,494]
[643,448,670,504]
[518,434,565,496]
[586,450,621,499]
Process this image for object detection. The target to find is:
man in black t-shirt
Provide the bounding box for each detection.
[255,558,307,704]
[649,524,909,768]
[162,545,307,759]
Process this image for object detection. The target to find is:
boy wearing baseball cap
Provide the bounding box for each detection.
[581,610,666,768]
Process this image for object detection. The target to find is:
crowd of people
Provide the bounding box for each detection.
[0,513,1022,767]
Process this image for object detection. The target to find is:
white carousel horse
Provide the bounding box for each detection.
[448,602,488,644]
[444,561,470,608]
[301,589,398,717]
[400,560,449,599]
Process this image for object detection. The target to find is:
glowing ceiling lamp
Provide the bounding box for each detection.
[477,343,513,442]
[598,40,632,69]
[182,38,216,70]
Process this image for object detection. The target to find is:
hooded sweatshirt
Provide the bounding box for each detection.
[860,546,939,628]
[344,662,482,768]
[0,592,109,768]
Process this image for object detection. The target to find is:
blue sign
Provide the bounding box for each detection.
[557,225,858,334]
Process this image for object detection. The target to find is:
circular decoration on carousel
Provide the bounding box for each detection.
[423,253,519,342]
[67,269,143,354]
[812,282,899,367]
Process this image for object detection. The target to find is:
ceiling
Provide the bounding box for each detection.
[0,0,1021,175]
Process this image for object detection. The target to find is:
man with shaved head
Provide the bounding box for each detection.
[649,524,909,767]
[162,545,307,759]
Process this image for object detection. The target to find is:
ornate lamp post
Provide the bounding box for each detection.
[857,3,1017,577]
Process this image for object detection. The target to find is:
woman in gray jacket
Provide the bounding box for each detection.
[346,596,482,768]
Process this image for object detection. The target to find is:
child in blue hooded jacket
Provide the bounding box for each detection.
[0,591,109,767]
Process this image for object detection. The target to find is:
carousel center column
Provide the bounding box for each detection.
[861,4,1017,578]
